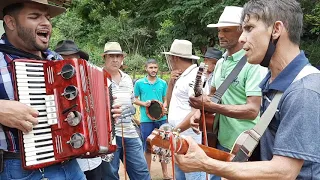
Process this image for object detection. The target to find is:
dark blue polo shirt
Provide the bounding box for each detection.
[260,51,320,179]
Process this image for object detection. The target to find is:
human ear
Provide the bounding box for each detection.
[3,15,16,31]
[271,21,284,40]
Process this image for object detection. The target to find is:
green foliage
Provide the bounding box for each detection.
[50,0,320,71]
[124,53,146,76]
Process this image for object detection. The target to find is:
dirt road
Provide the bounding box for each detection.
[119,158,173,180]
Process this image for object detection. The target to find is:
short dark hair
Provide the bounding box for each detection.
[2,3,24,28]
[145,59,158,67]
[242,0,303,45]
[3,3,24,17]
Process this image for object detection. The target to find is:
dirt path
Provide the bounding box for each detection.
[119,159,173,180]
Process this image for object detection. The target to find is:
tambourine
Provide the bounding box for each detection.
[146,100,165,121]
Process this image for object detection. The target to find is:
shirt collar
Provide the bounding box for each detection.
[259,51,309,92]
[222,49,245,62]
[181,64,197,77]
[143,76,159,84]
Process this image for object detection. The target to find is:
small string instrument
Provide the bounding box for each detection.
[146,126,234,162]
[146,100,165,121]
[147,124,259,163]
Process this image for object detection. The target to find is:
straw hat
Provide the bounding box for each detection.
[0,0,66,20]
[162,39,199,60]
[101,42,126,56]
[207,6,243,28]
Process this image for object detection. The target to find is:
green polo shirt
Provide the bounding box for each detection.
[134,76,168,123]
[211,49,267,150]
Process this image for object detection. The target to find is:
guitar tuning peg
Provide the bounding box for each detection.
[173,128,181,136]
[164,158,170,164]
[159,156,164,163]
[152,155,157,162]
[152,146,161,154]
[176,128,181,133]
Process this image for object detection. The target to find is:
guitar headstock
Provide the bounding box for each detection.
[146,124,183,163]
[194,62,208,97]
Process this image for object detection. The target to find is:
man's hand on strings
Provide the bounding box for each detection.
[175,136,208,173]
[190,109,201,134]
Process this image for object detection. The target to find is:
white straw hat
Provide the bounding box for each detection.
[207,6,243,28]
[162,39,199,60]
[101,42,126,56]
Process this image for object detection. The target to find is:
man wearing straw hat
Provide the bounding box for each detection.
[0,1,122,179]
[101,42,150,180]
[163,39,206,180]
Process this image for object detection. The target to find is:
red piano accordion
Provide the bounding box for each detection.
[11,58,116,170]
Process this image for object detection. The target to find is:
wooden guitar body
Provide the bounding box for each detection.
[199,112,215,133]
[199,112,217,148]
[230,130,260,162]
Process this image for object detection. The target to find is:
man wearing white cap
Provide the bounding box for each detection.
[101,42,150,180]
[188,6,266,179]
[164,39,206,180]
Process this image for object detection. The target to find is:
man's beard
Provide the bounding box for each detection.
[16,23,49,51]
[148,72,157,77]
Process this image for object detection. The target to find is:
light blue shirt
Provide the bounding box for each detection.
[134,76,167,122]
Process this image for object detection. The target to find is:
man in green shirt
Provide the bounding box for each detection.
[189,6,266,156]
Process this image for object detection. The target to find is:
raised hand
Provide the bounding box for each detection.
[169,69,182,85]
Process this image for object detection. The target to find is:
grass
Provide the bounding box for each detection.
[130,72,170,82]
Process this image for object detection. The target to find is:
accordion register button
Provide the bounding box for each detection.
[45,95,55,101]
[47,119,58,125]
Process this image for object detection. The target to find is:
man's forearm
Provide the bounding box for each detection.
[166,80,174,106]
[134,99,146,106]
[207,103,258,120]
[203,156,303,180]
[175,109,196,132]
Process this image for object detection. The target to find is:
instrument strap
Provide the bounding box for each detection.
[121,122,128,180]
[169,132,175,179]
[211,56,247,103]
[232,92,282,162]
[201,97,209,180]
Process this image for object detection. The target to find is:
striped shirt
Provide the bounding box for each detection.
[0,34,62,152]
[111,70,139,138]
